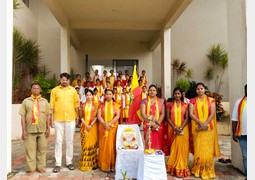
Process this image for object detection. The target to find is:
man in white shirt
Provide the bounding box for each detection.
[231,84,247,178]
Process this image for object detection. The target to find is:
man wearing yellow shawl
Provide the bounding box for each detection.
[231,84,247,178]
[189,82,221,179]
[78,89,99,171]
[166,87,191,178]
[97,89,121,172]
[19,83,51,175]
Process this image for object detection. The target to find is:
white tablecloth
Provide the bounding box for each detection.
[137,152,167,180]
[115,124,144,180]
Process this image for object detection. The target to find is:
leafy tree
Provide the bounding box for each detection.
[204,43,228,93]
[13,28,41,89]
[171,58,194,93]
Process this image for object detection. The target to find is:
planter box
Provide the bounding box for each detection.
[217,120,230,135]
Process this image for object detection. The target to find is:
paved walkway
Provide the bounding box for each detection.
[9,128,245,180]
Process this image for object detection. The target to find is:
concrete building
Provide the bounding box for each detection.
[1,0,251,178]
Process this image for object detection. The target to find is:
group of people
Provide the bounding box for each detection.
[72,69,148,124]
[19,70,247,180]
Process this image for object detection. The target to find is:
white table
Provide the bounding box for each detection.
[115,124,144,180]
[137,152,167,180]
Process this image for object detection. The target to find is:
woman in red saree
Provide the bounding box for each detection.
[140,84,165,150]
[78,89,99,171]
[189,82,221,179]
[166,87,190,178]
[97,89,121,172]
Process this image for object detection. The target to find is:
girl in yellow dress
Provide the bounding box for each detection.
[166,87,191,178]
[78,89,99,171]
[97,89,121,172]
[189,82,221,179]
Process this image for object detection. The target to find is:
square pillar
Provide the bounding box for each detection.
[60,27,70,73]
[0,0,13,178]
[227,0,247,174]
[161,28,171,99]
[246,0,255,178]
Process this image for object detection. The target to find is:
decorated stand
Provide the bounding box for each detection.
[115,124,144,179]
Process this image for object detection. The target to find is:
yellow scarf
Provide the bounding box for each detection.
[94,94,99,104]
[84,102,92,124]
[195,96,213,130]
[31,94,41,124]
[174,102,182,127]
[95,85,103,96]
[110,75,115,85]
[197,97,209,122]
[236,97,246,136]
[146,97,159,122]
[104,100,114,136]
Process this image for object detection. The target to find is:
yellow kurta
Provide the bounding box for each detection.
[190,96,221,180]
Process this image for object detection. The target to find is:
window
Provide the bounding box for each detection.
[112,59,138,76]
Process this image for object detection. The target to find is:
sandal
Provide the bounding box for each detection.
[66,164,75,170]
[52,166,61,173]
[226,159,231,163]
[218,158,227,164]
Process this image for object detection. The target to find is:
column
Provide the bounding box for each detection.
[227,0,247,174]
[161,28,171,99]
[60,27,70,73]
[0,0,13,178]
[246,0,255,178]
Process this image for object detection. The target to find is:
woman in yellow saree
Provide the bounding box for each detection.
[189,82,221,179]
[166,87,191,178]
[78,89,99,171]
[97,89,121,172]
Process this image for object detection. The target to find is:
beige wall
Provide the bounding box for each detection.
[171,0,229,101]
[80,40,153,85]
[70,45,84,76]
[152,44,162,87]
[13,0,38,41]
[37,0,61,77]
[13,0,62,77]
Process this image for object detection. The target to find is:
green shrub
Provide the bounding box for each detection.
[34,74,57,101]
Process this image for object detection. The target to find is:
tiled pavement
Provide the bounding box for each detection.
[9,128,246,180]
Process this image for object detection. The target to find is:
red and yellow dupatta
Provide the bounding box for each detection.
[192,96,214,130]
[169,101,187,127]
[31,94,41,124]
[101,100,119,136]
[236,96,246,136]
[146,96,162,122]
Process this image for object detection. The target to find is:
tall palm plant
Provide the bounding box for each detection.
[204,43,228,92]
[171,58,187,86]
[172,58,193,92]
[13,28,41,88]
[13,0,20,10]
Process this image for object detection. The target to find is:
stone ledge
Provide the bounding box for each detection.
[217,120,230,135]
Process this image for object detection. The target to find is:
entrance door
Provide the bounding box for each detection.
[113,59,138,76]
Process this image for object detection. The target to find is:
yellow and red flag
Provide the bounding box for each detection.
[128,65,143,124]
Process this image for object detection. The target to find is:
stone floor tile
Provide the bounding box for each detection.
[10,132,246,180]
